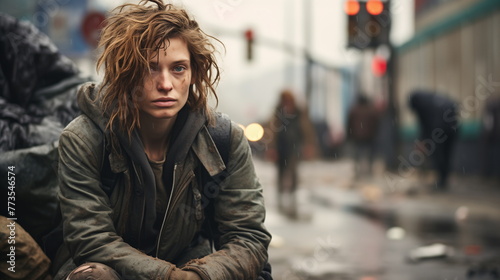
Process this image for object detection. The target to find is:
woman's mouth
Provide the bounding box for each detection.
[153,97,176,107]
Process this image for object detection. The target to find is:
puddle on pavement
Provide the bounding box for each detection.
[343,204,500,252]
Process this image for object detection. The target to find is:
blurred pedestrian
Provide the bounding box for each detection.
[409,90,459,190]
[267,89,316,219]
[347,94,381,178]
[480,95,500,180]
[51,1,271,279]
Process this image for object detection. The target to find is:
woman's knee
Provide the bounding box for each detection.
[66,262,121,280]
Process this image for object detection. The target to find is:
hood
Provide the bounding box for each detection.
[77,82,108,132]
[408,90,431,112]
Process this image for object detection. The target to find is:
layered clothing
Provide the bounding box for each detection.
[54,83,270,279]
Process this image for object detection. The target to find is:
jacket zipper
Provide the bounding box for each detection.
[155,164,177,257]
[166,172,195,220]
[132,162,146,248]
[155,165,195,257]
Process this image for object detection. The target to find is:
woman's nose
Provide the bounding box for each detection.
[157,71,173,92]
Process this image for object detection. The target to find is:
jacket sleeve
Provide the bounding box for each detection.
[57,123,175,279]
[183,124,272,279]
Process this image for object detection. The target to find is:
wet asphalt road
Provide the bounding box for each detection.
[255,158,500,280]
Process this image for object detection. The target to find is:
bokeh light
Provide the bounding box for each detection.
[244,123,264,142]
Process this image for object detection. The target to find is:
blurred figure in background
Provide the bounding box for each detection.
[267,89,316,219]
[480,95,500,181]
[409,90,459,190]
[347,94,381,179]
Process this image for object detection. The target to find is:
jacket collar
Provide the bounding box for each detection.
[192,121,226,177]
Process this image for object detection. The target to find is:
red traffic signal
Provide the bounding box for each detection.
[366,0,384,15]
[244,29,254,61]
[344,0,360,16]
[245,29,254,41]
[346,0,391,49]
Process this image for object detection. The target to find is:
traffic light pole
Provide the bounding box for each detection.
[385,42,401,171]
[304,0,313,106]
[344,0,400,170]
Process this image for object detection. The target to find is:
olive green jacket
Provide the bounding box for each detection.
[55,83,271,279]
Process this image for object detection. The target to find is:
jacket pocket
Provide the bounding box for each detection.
[170,178,203,228]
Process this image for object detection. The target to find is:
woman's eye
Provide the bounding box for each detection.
[173,65,186,73]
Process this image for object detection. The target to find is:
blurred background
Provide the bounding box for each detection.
[1,0,499,279]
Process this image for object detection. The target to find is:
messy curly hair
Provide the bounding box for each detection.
[97,0,221,136]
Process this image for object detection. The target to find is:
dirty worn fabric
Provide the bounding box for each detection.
[0,13,84,152]
[167,268,202,280]
[66,263,121,280]
[0,216,52,280]
[0,14,86,260]
[0,13,78,102]
[0,143,60,245]
[54,82,271,279]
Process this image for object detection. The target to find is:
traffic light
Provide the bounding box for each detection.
[346,0,391,49]
[244,29,254,61]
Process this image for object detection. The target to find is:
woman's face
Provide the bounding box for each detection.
[138,37,192,121]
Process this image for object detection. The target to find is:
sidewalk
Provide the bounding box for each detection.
[353,164,500,224]
[258,157,500,220]
[255,157,500,280]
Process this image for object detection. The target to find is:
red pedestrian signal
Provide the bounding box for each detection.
[372,55,387,76]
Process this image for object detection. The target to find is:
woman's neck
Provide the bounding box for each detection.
[138,114,177,161]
